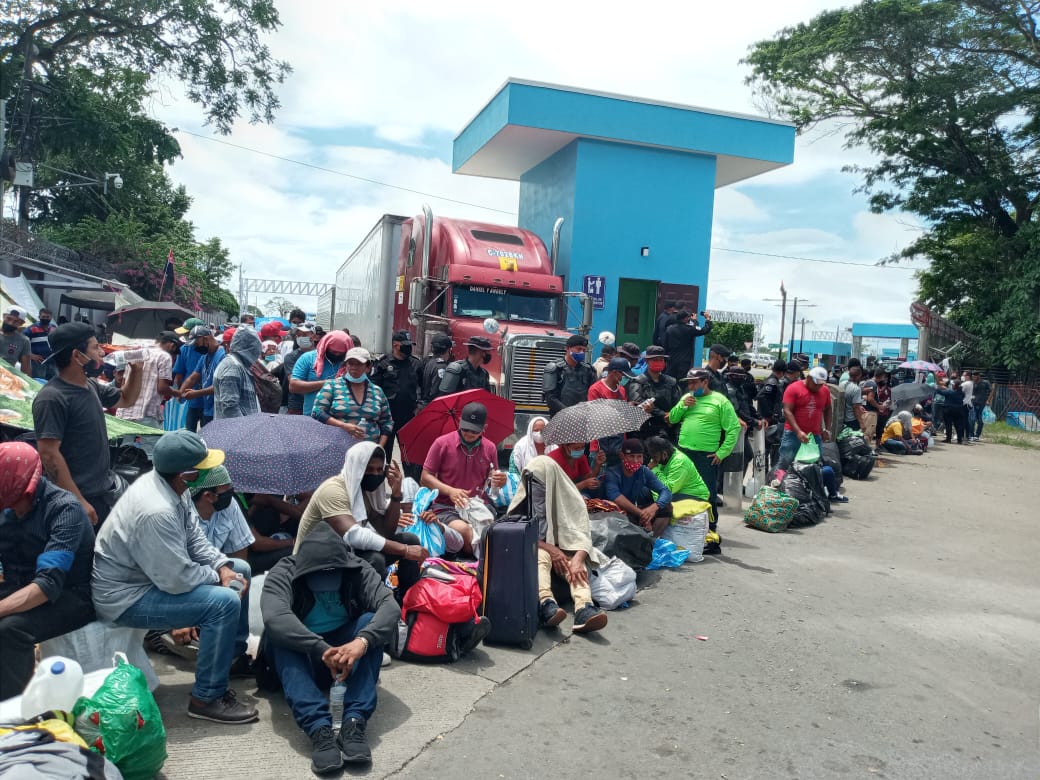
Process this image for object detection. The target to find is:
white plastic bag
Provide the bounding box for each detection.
[459,496,495,549]
[662,510,709,563]
[589,557,637,610]
[38,622,158,691]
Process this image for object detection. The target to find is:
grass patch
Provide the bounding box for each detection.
[983,421,1040,450]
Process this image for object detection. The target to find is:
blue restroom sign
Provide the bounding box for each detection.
[583,275,606,310]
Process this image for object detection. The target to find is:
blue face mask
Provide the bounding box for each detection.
[570,351,586,363]
[620,375,630,387]
[345,373,368,384]
[264,354,277,362]
[568,448,585,459]
[693,387,706,397]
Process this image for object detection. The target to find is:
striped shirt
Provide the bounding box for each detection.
[115,348,172,423]
[311,377,393,441]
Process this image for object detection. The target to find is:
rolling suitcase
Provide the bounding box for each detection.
[479,475,540,649]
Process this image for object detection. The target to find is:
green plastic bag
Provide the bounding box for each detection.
[795,438,821,463]
[72,657,167,780]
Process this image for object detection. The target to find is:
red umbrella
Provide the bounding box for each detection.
[397,389,515,465]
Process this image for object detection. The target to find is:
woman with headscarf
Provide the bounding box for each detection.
[508,416,554,475]
[880,410,921,454]
[293,441,427,601]
[312,347,394,448]
[290,329,353,417]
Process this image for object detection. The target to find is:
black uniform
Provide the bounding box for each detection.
[756,374,785,424]
[664,319,713,379]
[627,371,680,439]
[436,358,491,397]
[372,350,420,431]
[652,311,676,347]
[543,359,597,416]
[418,355,449,408]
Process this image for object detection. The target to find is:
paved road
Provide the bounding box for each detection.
[158,439,1040,779]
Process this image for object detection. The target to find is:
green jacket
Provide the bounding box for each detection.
[668,391,741,459]
[651,448,709,501]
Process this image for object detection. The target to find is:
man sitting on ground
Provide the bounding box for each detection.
[0,443,96,700]
[602,439,673,536]
[547,443,605,497]
[260,523,398,772]
[92,430,258,724]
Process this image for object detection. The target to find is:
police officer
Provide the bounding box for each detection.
[371,330,421,467]
[627,345,679,440]
[418,334,452,408]
[543,334,597,416]
[436,335,492,397]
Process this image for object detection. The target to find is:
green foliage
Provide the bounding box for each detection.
[264,297,298,317]
[745,0,1040,369]
[0,0,291,132]
[709,321,755,353]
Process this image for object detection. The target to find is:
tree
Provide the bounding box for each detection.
[709,322,755,354]
[744,0,1040,368]
[0,0,291,132]
[264,297,297,317]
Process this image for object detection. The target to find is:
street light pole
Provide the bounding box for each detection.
[762,286,788,360]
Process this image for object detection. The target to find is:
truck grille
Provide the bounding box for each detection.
[506,339,566,411]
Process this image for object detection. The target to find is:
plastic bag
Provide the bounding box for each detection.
[589,557,637,610]
[795,438,821,463]
[488,471,520,509]
[71,656,166,780]
[663,499,711,561]
[402,518,445,557]
[458,497,495,549]
[161,399,187,432]
[982,405,996,423]
[645,538,690,570]
[589,513,654,569]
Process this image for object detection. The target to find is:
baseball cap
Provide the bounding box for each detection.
[152,430,224,474]
[772,359,788,372]
[175,317,205,335]
[392,330,412,344]
[42,322,95,363]
[607,357,634,376]
[644,345,667,358]
[809,366,828,383]
[459,402,487,432]
[566,334,589,348]
[432,334,453,351]
[685,368,711,382]
[259,322,287,340]
[295,321,315,333]
[708,343,732,357]
[6,307,26,322]
[345,346,372,363]
[222,327,237,346]
[786,359,804,373]
[465,336,492,351]
[157,330,181,346]
[620,439,644,455]
[619,342,641,360]
[189,324,213,339]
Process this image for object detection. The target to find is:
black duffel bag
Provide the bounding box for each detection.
[589,512,654,569]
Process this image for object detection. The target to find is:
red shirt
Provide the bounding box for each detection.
[586,380,627,452]
[548,447,591,482]
[782,380,830,435]
[423,431,498,505]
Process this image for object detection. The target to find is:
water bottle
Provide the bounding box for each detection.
[329,680,346,732]
[228,573,245,593]
[21,657,84,719]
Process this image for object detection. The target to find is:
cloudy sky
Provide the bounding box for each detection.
[152,0,927,348]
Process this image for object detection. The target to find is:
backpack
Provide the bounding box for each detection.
[397,570,483,663]
[248,360,282,413]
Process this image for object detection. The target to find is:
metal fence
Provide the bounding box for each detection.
[988,382,1040,421]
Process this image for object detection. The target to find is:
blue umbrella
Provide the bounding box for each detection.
[200,414,355,494]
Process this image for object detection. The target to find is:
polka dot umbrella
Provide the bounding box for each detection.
[200,414,357,495]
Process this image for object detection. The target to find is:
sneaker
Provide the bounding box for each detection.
[540,599,566,628]
[310,725,343,774]
[144,630,172,656]
[187,689,259,724]
[703,530,722,556]
[381,652,392,667]
[158,631,199,660]
[572,605,608,634]
[458,616,492,654]
[228,654,255,679]
[337,717,372,764]
[829,495,850,504]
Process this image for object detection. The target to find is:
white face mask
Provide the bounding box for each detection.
[297,336,312,349]
[531,431,544,444]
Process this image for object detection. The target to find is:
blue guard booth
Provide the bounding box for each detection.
[453,79,796,353]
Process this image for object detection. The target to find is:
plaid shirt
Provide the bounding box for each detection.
[311,377,393,441]
[115,348,172,422]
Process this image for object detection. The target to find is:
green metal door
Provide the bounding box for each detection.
[615,278,659,349]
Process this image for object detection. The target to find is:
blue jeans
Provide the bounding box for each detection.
[972,404,986,438]
[267,614,381,736]
[882,439,908,454]
[115,558,251,701]
[777,430,822,472]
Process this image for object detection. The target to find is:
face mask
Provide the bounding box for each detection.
[531,431,544,444]
[1,323,15,333]
[620,375,630,386]
[297,336,312,349]
[213,492,234,512]
[482,352,492,365]
[622,460,642,475]
[345,373,368,383]
[361,472,386,492]
[326,351,346,363]
[459,432,482,451]
[39,318,50,327]
[693,387,706,397]
[570,351,586,363]
[264,354,277,362]
[398,344,413,356]
[568,448,585,459]
[647,359,666,372]
[193,344,209,354]
[76,353,103,377]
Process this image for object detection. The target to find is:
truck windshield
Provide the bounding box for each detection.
[452,286,558,325]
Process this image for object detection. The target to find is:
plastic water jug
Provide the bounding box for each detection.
[21,656,84,719]
[329,680,346,732]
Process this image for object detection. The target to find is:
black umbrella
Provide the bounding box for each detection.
[107,301,196,339]
[891,382,934,414]
[541,399,649,445]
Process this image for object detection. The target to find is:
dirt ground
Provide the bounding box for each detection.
[156,437,1040,779]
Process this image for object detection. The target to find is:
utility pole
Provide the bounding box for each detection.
[762,282,788,360]
[16,35,37,228]
[797,317,812,353]
[788,298,817,359]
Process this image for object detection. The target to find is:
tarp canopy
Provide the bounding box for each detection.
[58,286,142,312]
[0,273,46,321]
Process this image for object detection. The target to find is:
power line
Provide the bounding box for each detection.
[171,128,516,216]
[711,245,922,271]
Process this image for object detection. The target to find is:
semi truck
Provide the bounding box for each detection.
[323,205,592,445]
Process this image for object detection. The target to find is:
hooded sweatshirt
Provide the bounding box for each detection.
[260,523,397,663]
[212,327,262,418]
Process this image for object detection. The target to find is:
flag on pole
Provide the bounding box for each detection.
[159,249,175,300]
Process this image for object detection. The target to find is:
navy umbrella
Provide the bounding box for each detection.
[200,414,355,494]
